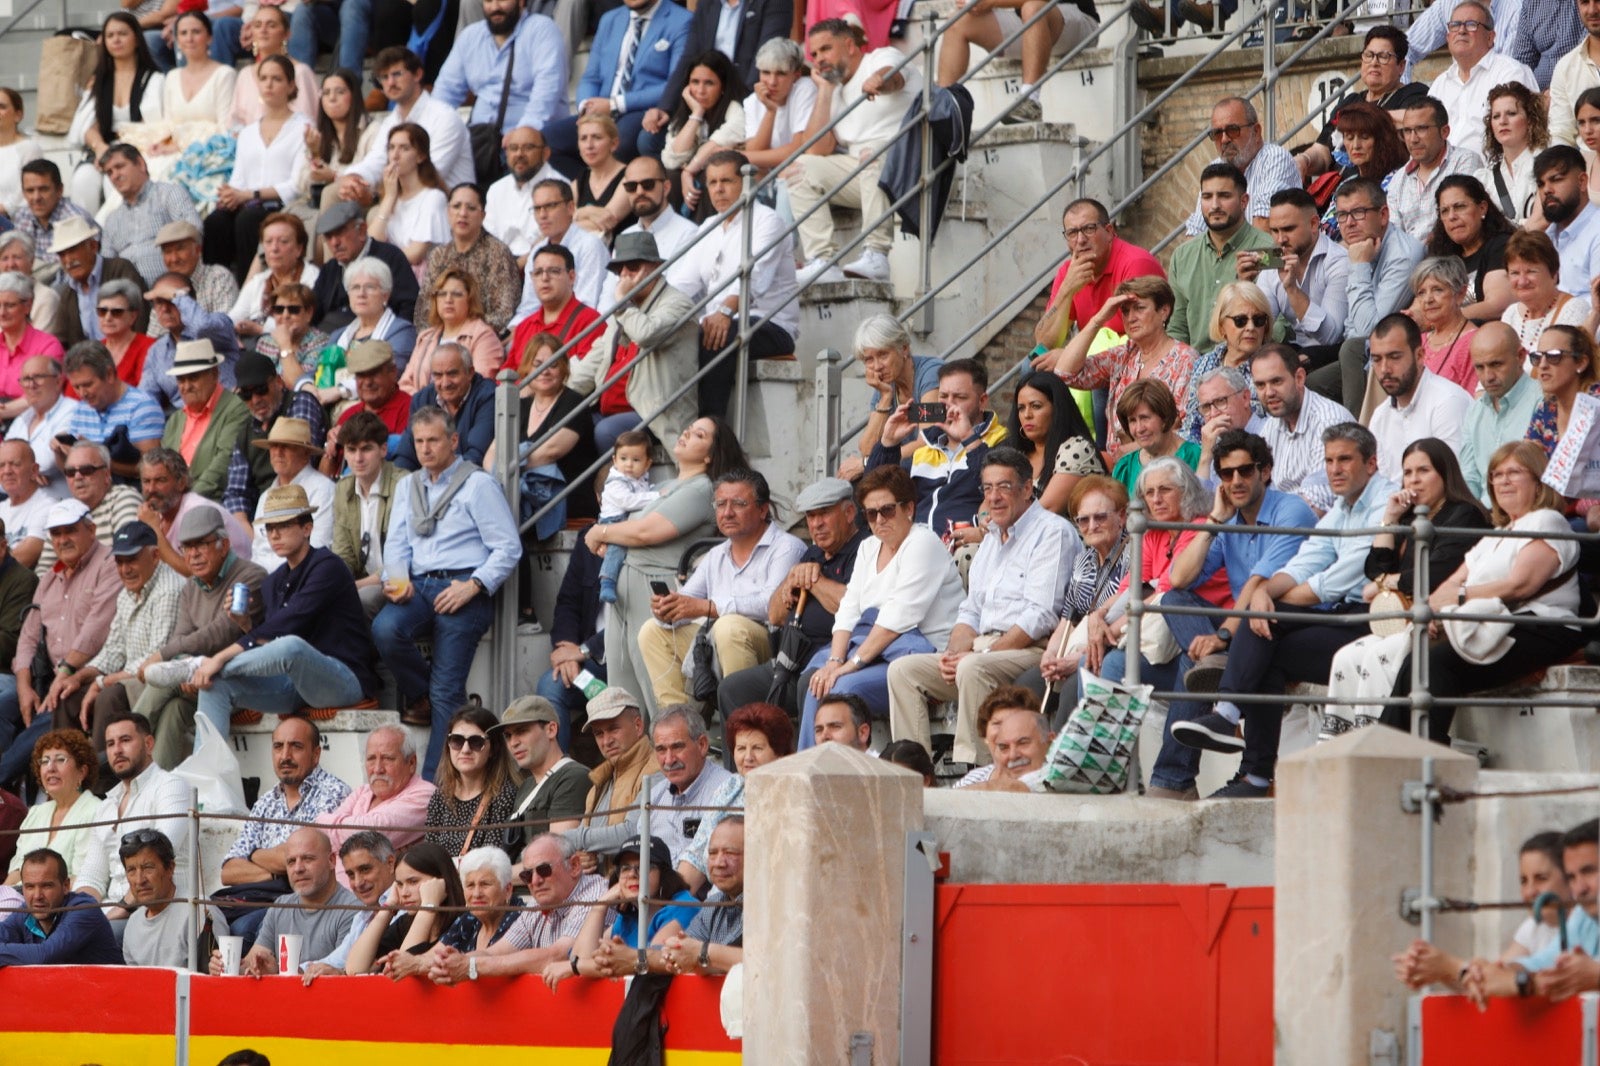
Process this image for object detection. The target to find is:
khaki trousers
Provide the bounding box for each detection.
[133,683,198,770]
[788,153,893,262]
[636,615,772,709]
[886,633,1046,765]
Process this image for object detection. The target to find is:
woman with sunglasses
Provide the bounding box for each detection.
[345,840,466,978]
[438,846,522,955]
[1427,175,1514,323]
[553,836,698,986]
[1035,475,1131,694]
[1499,230,1590,355]
[94,279,155,387]
[255,282,329,385]
[1322,438,1489,738]
[1525,324,1600,456]
[800,464,965,744]
[1185,282,1270,440]
[423,705,522,856]
[4,730,98,885]
[1410,256,1479,394]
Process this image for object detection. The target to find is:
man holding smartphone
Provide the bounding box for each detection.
[1238,188,1351,361]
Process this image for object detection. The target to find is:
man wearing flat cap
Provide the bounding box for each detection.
[578,687,660,828]
[320,339,413,479]
[131,505,268,767]
[312,202,418,331]
[155,220,238,317]
[160,339,252,504]
[494,695,594,860]
[716,476,865,719]
[64,520,185,754]
[246,417,334,573]
[0,499,121,785]
[221,352,328,529]
[139,272,243,412]
[568,230,700,452]
[49,216,149,347]
[146,482,380,741]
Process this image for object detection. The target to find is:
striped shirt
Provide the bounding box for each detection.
[1182,143,1301,236]
[67,384,166,445]
[1257,387,1349,513]
[502,873,611,949]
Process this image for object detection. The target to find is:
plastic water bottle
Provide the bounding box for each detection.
[572,669,606,699]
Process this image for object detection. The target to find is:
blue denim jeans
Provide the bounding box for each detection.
[0,674,40,790]
[593,412,642,455]
[533,662,607,753]
[796,612,937,750]
[596,516,627,589]
[209,17,245,66]
[289,0,371,73]
[372,574,495,777]
[196,636,365,747]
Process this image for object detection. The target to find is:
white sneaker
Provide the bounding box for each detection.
[841,249,890,282]
[145,656,201,689]
[797,259,847,286]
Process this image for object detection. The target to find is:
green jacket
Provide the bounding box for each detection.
[161,389,253,502]
[332,462,402,579]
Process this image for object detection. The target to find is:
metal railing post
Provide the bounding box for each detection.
[1262,4,1278,140]
[1409,505,1433,739]
[734,165,756,440]
[913,8,938,338]
[491,369,521,713]
[1419,756,1436,943]
[188,786,201,974]
[636,779,652,975]
[1124,498,1145,689]
[815,347,842,481]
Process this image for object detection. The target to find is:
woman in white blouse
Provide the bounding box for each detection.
[798,464,966,746]
[205,54,310,281]
[1475,81,1547,226]
[366,122,449,282]
[228,211,319,342]
[157,12,235,135]
[0,89,41,220]
[3,730,100,886]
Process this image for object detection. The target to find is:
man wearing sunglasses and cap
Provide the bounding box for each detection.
[221,352,327,529]
[159,339,252,504]
[139,273,243,414]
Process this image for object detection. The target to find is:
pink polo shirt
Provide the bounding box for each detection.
[0,325,63,398]
[318,773,438,887]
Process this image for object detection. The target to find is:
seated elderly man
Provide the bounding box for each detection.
[131,507,267,768]
[637,469,807,710]
[158,340,252,506]
[154,221,239,316]
[119,828,197,968]
[319,340,415,477]
[887,447,1078,766]
[32,442,142,574]
[135,448,252,578]
[318,726,438,873]
[0,438,57,571]
[962,701,1053,793]
[217,716,352,943]
[0,848,122,965]
[580,688,661,827]
[207,827,360,976]
[140,275,243,414]
[427,832,609,983]
[654,816,745,977]
[5,356,79,496]
[393,343,496,470]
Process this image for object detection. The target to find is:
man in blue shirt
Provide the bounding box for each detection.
[1173,423,1397,796]
[0,848,122,966]
[374,405,522,777]
[432,0,571,140]
[158,483,381,739]
[394,344,496,471]
[1141,430,1314,799]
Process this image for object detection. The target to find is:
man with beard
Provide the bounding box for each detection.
[1534,145,1600,296]
[1386,97,1485,242]
[218,716,352,945]
[74,710,194,922]
[136,448,251,578]
[1183,97,1299,236]
[484,127,565,266]
[1237,189,1350,356]
[318,725,437,878]
[432,0,568,143]
[612,155,702,299]
[1251,345,1349,512]
[1168,162,1275,350]
[1365,313,1472,479]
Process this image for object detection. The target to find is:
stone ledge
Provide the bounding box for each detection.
[231,709,401,735]
[798,278,895,304]
[973,121,1083,148]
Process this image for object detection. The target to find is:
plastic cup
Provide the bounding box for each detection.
[278,933,303,974]
[383,571,411,598]
[218,935,243,975]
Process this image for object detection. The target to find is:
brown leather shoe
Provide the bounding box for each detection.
[400,697,431,727]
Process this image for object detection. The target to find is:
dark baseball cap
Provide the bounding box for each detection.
[235,353,278,391]
[111,520,158,557]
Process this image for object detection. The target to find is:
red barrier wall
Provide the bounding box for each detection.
[933,883,1274,1066]
[1418,994,1588,1064]
[0,966,179,1065]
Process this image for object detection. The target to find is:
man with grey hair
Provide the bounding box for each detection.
[50,216,149,346]
[564,704,733,890]
[395,344,496,470]
[60,341,166,478]
[135,448,252,578]
[139,272,243,413]
[318,726,438,876]
[1192,365,1265,483]
[887,447,1079,766]
[4,355,79,493]
[1427,1,1538,151]
[1183,97,1299,235]
[159,339,252,502]
[1173,422,1398,797]
[312,202,419,330]
[0,232,60,331]
[427,831,610,982]
[303,830,401,977]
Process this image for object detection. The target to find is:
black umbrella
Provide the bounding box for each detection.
[766,589,813,705]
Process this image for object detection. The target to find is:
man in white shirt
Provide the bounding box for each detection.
[1386,97,1487,241]
[686,150,800,419]
[508,180,611,324]
[1428,1,1539,151]
[1365,313,1473,479]
[1237,189,1350,353]
[484,127,565,266]
[4,356,80,493]
[1183,97,1301,236]
[612,155,702,302]
[1549,0,1600,146]
[886,447,1078,766]
[1251,344,1349,513]
[1405,0,1523,82]
[1536,145,1600,296]
[0,439,59,571]
[247,417,335,573]
[74,710,193,922]
[337,47,475,205]
[791,18,922,285]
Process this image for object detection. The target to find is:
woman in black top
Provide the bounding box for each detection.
[511,330,601,522]
[1427,175,1514,323]
[344,841,466,977]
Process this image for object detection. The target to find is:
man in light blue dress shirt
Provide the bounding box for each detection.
[432,0,571,139]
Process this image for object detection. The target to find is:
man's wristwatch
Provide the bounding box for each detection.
[468,956,479,981]
[850,653,866,668]
[471,577,488,595]
[55,661,73,678]
[698,938,711,970]
[1217,627,1232,644]
[1515,967,1532,997]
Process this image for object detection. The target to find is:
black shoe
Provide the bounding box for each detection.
[1172,712,1245,753]
[1183,653,1228,693]
[1128,0,1166,32]
[1208,774,1271,799]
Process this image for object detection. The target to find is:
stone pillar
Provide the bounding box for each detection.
[1275,727,1477,1065]
[743,744,925,1063]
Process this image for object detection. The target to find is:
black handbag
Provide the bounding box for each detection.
[468,34,516,185]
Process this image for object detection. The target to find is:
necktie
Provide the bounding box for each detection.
[619,13,644,91]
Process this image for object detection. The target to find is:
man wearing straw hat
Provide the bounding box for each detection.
[48,215,149,347]
[160,339,252,504]
[147,482,380,739]
[245,417,334,573]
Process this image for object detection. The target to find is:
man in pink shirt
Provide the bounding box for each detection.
[1034,197,1166,350]
[318,724,436,887]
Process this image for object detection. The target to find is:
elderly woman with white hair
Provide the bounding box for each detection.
[0,232,59,331]
[0,270,62,417]
[1185,281,1271,440]
[741,36,818,224]
[438,846,522,953]
[1410,255,1478,393]
[840,313,941,480]
[330,255,417,375]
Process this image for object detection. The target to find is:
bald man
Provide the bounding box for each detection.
[207,827,360,973]
[1460,321,1541,502]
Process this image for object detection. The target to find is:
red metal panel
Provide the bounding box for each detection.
[1419,995,1586,1064]
[933,883,1273,1066]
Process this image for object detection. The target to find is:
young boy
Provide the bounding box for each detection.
[597,430,659,604]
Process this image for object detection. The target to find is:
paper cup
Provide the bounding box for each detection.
[218,935,243,976]
[277,933,303,974]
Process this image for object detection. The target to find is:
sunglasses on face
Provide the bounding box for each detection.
[271,303,304,315]
[95,306,131,317]
[861,503,900,523]
[237,384,271,400]
[622,178,661,193]
[62,464,105,478]
[1217,461,1260,481]
[1226,313,1270,329]
[446,732,488,752]
[518,862,556,885]
[1528,349,1575,366]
